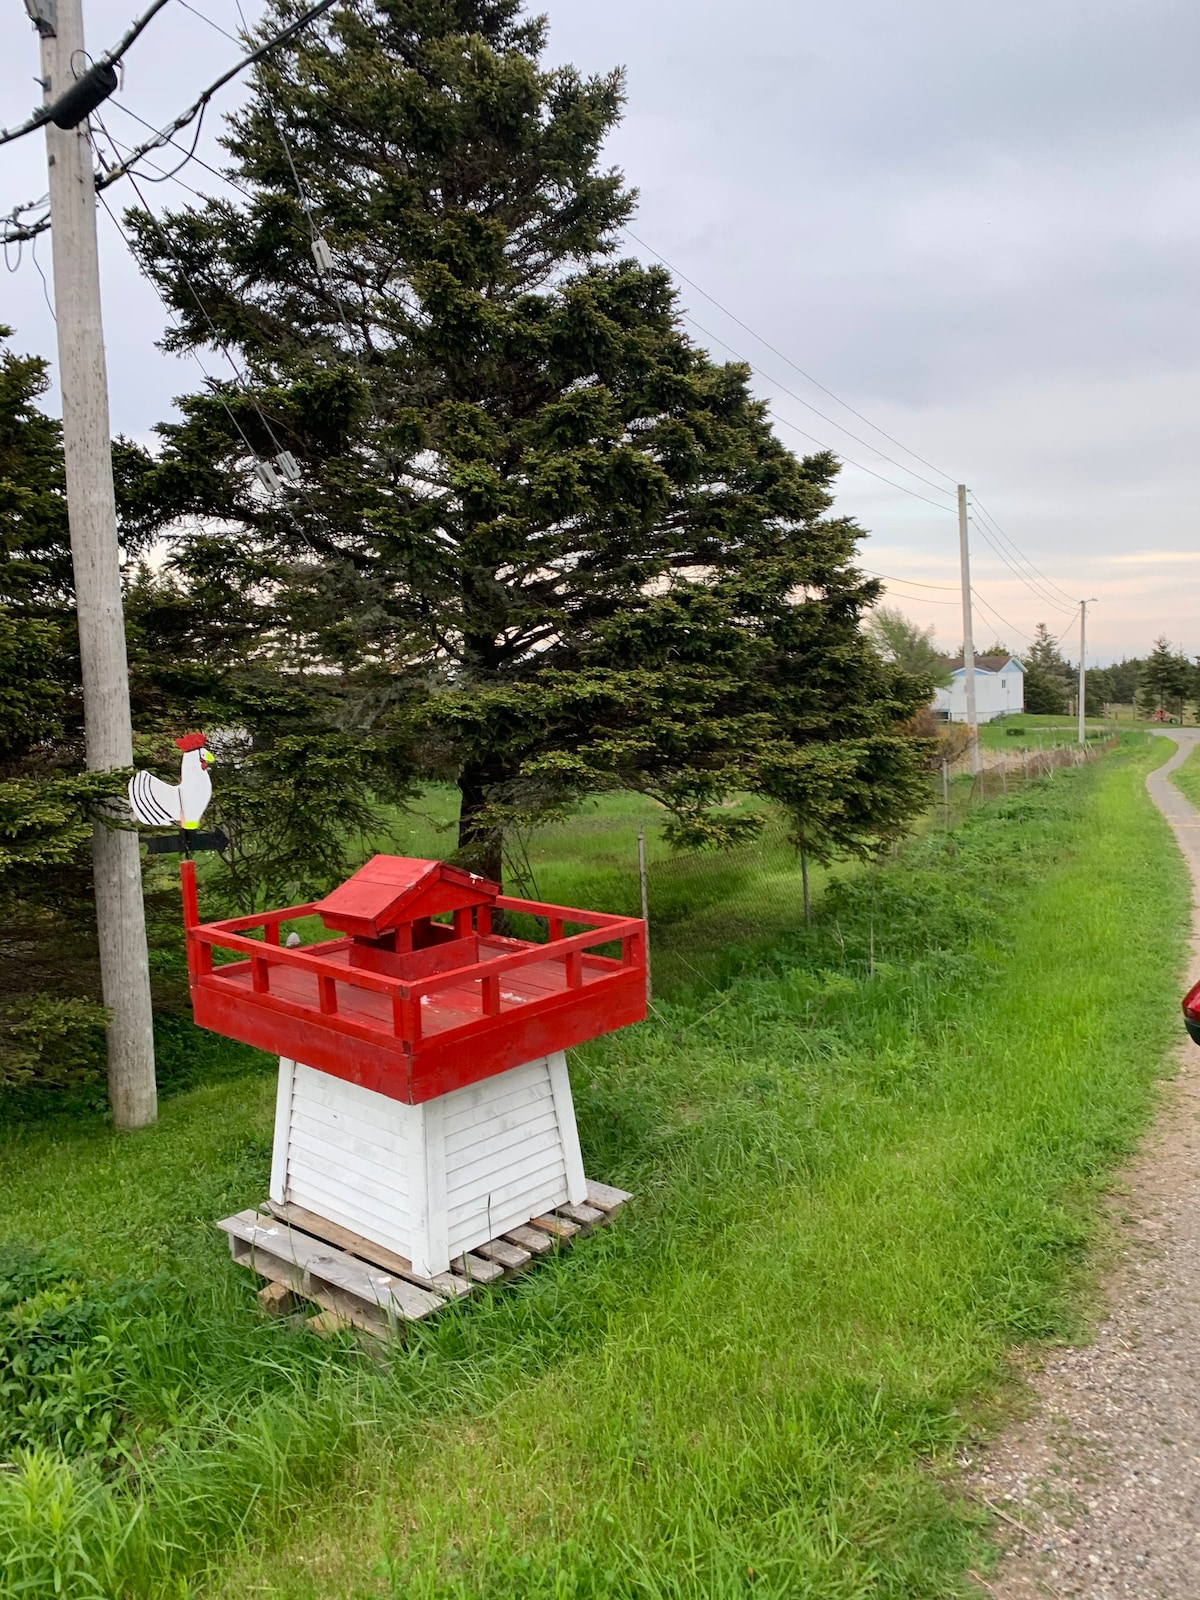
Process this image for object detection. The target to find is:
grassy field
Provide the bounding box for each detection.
[0,735,1186,1599]
[974,714,1110,751]
[1171,739,1200,809]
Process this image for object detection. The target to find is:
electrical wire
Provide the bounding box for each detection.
[873,584,962,609]
[96,123,224,205]
[624,224,959,488]
[625,225,1098,621]
[107,99,252,195]
[970,495,1079,609]
[682,311,957,502]
[680,309,958,510]
[93,118,324,557]
[268,110,379,413]
[970,588,1034,648]
[764,407,958,512]
[861,570,959,591]
[968,515,1076,619]
[175,0,243,43]
[0,0,173,148]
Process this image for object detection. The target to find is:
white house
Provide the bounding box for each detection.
[932,654,1024,722]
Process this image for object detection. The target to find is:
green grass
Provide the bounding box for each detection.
[1171,740,1200,810]
[975,714,1109,751]
[0,739,1186,1599]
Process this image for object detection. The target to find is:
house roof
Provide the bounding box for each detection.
[314,856,499,940]
[940,655,1023,674]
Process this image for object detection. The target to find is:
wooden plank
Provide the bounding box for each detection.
[529,1213,579,1242]
[264,1201,473,1300]
[585,1180,632,1215]
[450,1252,505,1284]
[307,1309,358,1339]
[555,1201,605,1230]
[257,1280,297,1317]
[218,1212,444,1321]
[227,1232,388,1338]
[473,1238,532,1272]
[502,1223,555,1255]
[268,1201,422,1282]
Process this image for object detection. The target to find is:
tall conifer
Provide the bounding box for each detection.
[130,0,929,879]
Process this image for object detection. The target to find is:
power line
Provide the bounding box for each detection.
[968,515,1077,619]
[96,121,221,205]
[0,0,172,148]
[765,408,957,513]
[175,0,243,43]
[861,569,959,591]
[624,224,960,489]
[970,587,1034,647]
[969,494,1079,609]
[107,98,251,194]
[680,308,957,509]
[682,311,957,501]
[624,225,1098,624]
[92,119,318,543]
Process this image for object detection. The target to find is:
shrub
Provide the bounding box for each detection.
[0,995,108,1095]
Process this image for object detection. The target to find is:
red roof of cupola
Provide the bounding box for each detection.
[313,856,499,940]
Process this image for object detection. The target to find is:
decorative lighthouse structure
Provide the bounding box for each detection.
[183,854,645,1305]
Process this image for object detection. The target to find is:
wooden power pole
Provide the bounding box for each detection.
[957,484,979,774]
[1077,598,1096,747]
[34,0,157,1127]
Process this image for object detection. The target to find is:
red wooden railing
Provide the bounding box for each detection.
[180,862,645,1048]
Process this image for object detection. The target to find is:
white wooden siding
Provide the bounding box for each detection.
[272,1051,585,1276]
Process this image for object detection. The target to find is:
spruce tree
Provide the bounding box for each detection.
[1023,623,1072,717]
[129,0,930,881]
[1138,636,1192,722]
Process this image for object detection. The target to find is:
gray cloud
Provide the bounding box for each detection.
[2,0,1197,658]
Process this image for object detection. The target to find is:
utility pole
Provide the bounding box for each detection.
[1077,598,1097,747]
[33,0,157,1127]
[957,485,979,774]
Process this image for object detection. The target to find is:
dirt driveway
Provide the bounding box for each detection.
[970,730,1200,1598]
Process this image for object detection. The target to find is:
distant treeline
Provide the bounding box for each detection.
[1024,628,1193,719]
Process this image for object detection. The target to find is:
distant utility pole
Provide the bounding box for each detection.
[1077,598,1097,747]
[33,0,157,1127]
[957,484,979,774]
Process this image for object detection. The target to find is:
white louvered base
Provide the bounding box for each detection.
[268,1052,588,1278]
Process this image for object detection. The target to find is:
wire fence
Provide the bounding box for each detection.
[634,735,1121,988]
[493,733,1122,993]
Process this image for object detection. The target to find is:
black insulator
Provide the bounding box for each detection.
[48,61,119,129]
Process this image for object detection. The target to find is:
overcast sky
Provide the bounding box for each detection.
[2,0,1197,662]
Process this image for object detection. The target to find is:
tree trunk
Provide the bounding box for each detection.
[457,762,504,885]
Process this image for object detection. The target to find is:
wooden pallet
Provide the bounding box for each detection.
[217,1180,631,1339]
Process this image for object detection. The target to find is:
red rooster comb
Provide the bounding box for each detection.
[174,732,208,752]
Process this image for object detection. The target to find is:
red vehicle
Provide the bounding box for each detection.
[1183,978,1200,1047]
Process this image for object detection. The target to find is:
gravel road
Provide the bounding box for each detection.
[968,730,1200,1599]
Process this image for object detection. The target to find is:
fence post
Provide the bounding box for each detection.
[637,826,652,1004]
[942,760,950,829]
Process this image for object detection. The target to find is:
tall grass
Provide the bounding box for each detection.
[1170,738,1200,809]
[0,739,1185,1599]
